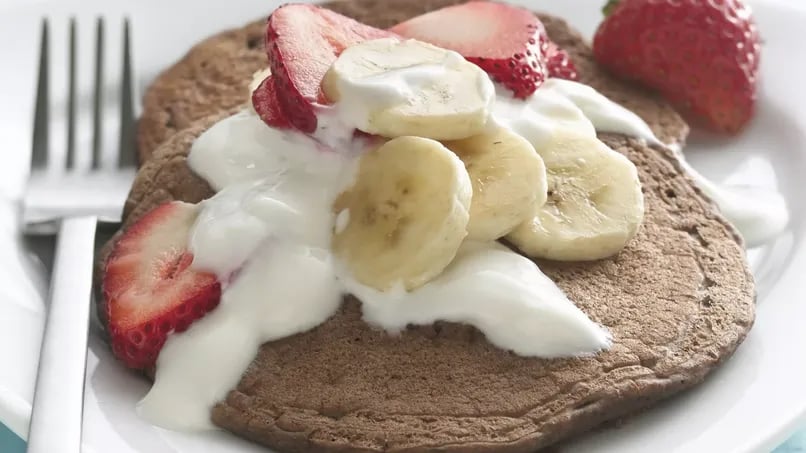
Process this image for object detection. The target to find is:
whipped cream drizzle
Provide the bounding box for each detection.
[138,70,788,429]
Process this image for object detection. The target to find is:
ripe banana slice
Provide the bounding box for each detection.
[322,38,494,141]
[332,136,472,291]
[507,131,644,261]
[443,127,548,242]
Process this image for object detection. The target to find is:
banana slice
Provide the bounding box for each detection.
[507,130,644,261]
[322,38,494,141]
[444,127,548,242]
[332,136,472,291]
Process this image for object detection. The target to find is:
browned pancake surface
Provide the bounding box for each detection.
[115,1,754,452]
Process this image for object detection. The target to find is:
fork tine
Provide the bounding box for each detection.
[31,18,49,170]
[118,17,137,169]
[65,18,77,169]
[91,18,104,169]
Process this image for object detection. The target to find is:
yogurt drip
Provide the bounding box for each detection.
[492,79,660,147]
[497,79,788,247]
[348,241,610,357]
[668,145,789,247]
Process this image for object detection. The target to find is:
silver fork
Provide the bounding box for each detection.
[23,17,137,453]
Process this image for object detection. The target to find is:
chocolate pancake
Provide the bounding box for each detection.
[113,1,755,452]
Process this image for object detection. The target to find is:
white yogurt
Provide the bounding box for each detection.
[188,110,358,192]
[138,240,343,430]
[188,181,271,279]
[668,145,789,247]
[346,241,610,358]
[539,79,660,144]
[493,78,659,148]
[188,112,359,277]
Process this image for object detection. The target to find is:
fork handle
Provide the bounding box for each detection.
[27,216,97,453]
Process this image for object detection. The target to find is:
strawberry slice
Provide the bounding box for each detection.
[546,42,579,81]
[265,4,396,133]
[252,74,292,129]
[390,1,550,99]
[103,201,221,370]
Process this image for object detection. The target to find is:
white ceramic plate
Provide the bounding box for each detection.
[1,0,806,451]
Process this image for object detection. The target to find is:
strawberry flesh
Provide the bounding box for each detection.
[390,1,549,99]
[252,74,292,129]
[103,202,221,370]
[546,42,579,81]
[593,0,760,134]
[265,4,396,133]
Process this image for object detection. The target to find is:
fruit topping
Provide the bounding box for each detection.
[251,74,292,129]
[593,0,760,134]
[322,38,494,140]
[507,131,644,261]
[102,202,222,369]
[332,136,472,291]
[264,3,396,133]
[443,127,547,242]
[390,1,550,99]
[546,42,579,81]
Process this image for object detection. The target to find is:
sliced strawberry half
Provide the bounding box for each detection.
[390,1,550,99]
[265,4,396,133]
[546,42,579,81]
[252,74,292,129]
[103,201,221,370]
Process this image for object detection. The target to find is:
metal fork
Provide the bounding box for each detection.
[23,17,137,453]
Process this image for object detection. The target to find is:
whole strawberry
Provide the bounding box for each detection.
[593,0,760,134]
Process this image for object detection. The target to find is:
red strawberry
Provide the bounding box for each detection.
[390,1,550,99]
[103,202,221,370]
[593,0,760,134]
[252,74,291,129]
[265,4,396,133]
[546,42,579,81]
